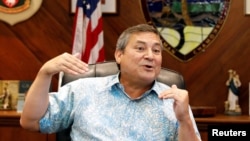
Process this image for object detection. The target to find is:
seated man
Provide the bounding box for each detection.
[20,24,201,141]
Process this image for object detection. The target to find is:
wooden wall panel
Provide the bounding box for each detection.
[0,0,249,115]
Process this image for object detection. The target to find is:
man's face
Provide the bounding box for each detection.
[115,32,162,84]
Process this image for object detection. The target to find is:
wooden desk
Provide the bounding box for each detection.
[195,114,250,141]
[0,111,56,141]
[2,111,249,141]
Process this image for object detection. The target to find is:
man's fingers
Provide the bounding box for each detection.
[158,84,184,99]
[72,53,81,59]
[60,53,89,74]
[171,84,177,89]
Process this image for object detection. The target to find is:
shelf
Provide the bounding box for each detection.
[195,114,250,124]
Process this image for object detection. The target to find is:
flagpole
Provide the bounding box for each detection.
[58,71,64,90]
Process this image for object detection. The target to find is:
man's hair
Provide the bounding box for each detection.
[116,24,162,51]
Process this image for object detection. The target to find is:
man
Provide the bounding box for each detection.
[20,24,201,141]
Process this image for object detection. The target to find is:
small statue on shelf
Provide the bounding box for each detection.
[0,82,12,110]
[224,69,242,115]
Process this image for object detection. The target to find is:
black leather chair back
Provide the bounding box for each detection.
[56,61,185,141]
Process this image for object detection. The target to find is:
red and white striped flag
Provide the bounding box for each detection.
[58,0,105,90]
[72,0,105,63]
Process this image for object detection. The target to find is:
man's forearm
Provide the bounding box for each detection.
[20,71,52,131]
[178,118,201,141]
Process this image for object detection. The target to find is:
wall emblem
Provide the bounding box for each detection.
[0,0,43,25]
[2,0,20,8]
[141,0,231,62]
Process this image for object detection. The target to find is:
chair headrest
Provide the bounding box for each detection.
[62,61,185,89]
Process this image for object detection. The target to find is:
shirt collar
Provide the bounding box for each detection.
[106,72,120,88]
[151,80,165,96]
[105,72,165,98]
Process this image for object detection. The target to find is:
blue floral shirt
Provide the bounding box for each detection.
[39,74,200,141]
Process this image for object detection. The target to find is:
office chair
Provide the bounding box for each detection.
[56,61,185,141]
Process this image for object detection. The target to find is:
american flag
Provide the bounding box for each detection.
[58,0,105,90]
[72,0,105,63]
